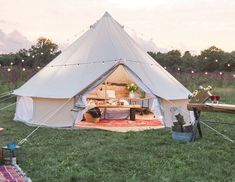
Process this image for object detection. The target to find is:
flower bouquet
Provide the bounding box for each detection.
[127,83,138,98]
[188,85,213,103]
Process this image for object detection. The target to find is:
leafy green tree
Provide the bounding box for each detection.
[197,46,226,71]
[182,51,198,71]
[12,37,61,68]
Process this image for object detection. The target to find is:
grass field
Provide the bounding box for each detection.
[0,75,234,182]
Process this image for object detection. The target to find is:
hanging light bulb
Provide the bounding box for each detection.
[10,62,13,65]
[32,55,35,58]
[21,59,24,63]
[204,57,207,60]
[205,72,208,75]
[7,68,11,72]
[164,66,167,70]
[191,70,194,74]
[22,68,26,71]
[50,48,53,51]
[37,66,41,69]
[177,67,181,71]
[215,59,218,62]
[233,74,235,78]
[41,52,44,55]
[27,53,30,57]
[227,64,230,67]
[219,72,223,75]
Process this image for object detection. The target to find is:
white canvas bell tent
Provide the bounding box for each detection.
[13,12,194,128]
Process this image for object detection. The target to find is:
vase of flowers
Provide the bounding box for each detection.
[127,83,138,98]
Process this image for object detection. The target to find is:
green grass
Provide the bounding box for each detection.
[0,79,235,182]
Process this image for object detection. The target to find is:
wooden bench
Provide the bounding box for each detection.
[97,104,141,121]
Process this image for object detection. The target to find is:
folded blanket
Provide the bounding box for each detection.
[0,165,31,182]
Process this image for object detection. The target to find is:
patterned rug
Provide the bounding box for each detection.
[0,165,31,182]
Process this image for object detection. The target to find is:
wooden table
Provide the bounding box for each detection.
[97,104,141,121]
[187,102,235,141]
[123,97,153,115]
[124,97,152,106]
[187,103,235,114]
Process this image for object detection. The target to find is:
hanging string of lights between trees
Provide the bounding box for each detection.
[0,57,234,79]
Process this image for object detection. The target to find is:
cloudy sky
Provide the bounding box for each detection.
[0,0,235,54]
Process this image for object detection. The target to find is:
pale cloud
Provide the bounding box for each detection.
[0,0,234,53]
[0,29,32,53]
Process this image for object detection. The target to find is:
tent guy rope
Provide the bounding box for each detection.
[0,95,16,103]
[0,102,16,111]
[18,98,72,146]
[0,91,12,96]
[200,120,234,143]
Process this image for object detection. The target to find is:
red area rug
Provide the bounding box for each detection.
[77,119,162,127]
[0,165,29,182]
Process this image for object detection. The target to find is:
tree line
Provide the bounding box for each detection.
[0,38,234,73]
[0,37,61,69]
[148,46,235,72]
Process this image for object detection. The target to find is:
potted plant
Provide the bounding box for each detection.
[127,83,138,98]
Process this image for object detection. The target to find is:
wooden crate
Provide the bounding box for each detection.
[189,90,212,103]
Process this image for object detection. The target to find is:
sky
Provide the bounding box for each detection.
[0,0,235,54]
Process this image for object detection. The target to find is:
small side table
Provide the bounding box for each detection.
[2,145,20,165]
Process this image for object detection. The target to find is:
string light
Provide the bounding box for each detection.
[2,60,235,80]
[27,53,30,57]
[32,55,35,58]
[21,59,24,63]
[215,59,218,62]
[50,49,53,51]
[41,52,44,55]
[227,64,230,67]
[204,57,207,60]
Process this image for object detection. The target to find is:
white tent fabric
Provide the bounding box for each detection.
[14,96,33,123]
[13,12,193,127]
[13,12,190,100]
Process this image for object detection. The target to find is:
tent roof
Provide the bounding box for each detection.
[13,12,190,100]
